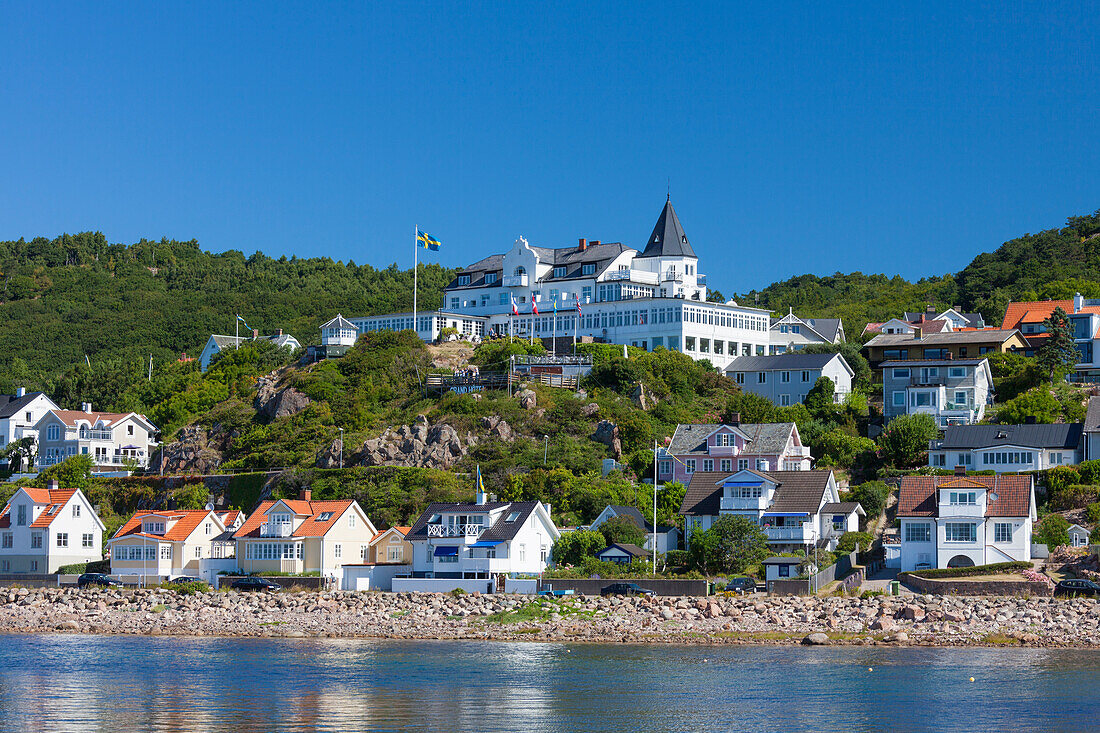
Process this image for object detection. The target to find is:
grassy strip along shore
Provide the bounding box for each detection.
[2,587,1099,647]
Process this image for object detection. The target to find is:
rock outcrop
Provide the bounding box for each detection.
[315,438,344,469]
[517,389,537,410]
[353,417,478,470]
[592,419,622,459]
[255,374,311,420]
[480,416,515,442]
[149,424,225,474]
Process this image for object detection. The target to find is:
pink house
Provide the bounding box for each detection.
[657,422,812,485]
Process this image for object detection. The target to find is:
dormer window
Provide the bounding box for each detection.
[553,267,566,278]
[948,491,977,505]
[582,264,595,275]
[144,521,166,534]
[457,275,471,286]
[485,273,498,284]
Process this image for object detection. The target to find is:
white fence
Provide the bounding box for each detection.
[391,577,494,594]
[503,577,539,594]
[199,559,240,584]
[341,564,411,591]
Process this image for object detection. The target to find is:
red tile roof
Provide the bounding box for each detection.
[48,409,134,427]
[217,510,243,526]
[29,490,77,528]
[233,499,356,539]
[1001,300,1072,330]
[371,525,410,542]
[897,475,1033,518]
[111,510,218,542]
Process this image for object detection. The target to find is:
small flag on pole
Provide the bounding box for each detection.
[476,465,486,494]
[532,297,539,316]
[236,315,254,332]
[416,229,442,251]
[511,294,519,316]
[575,294,582,315]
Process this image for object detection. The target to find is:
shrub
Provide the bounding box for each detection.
[1044,466,1082,496]
[162,581,209,595]
[597,515,647,547]
[843,481,891,521]
[1077,460,1100,485]
[1049,484,1098,511]
[57,563,89,575]
[900,561,1032,579]
[836,531,873,554]
[877,413,938,467]
[1086,502,1100,527]
[817,430,877,469]
[551,529,606,566]
[1035,514,1071,548]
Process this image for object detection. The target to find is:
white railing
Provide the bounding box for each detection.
[764,525,815,542]
[720,496,768,512]
[65,428,114,441]
[708,445,737,456]
[260,524,294,538]
[664,271,684,282]
[605,269,659,285]
[427,524,482,538]
[938,503,986,518]
[503,274,528,287]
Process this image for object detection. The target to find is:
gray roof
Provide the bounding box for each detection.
[935,424,1083,450]
[449,242,631,289]
[320,314,356,330]
[762,556,804,565]
[406,501,542,543]
[821,502,863,515]
[1085,397,1100,433]
[596,542,649,558]
[638,198,697,259]
[668,423,797,457]
[0,392,48,419]
[680,470,834,516]
[724,352,851,375]
[772,315,844,342]
[865,329,1020,347]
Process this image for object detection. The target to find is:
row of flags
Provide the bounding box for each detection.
[417,226,582,318]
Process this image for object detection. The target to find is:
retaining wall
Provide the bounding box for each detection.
[902,574,1053,597]
[391,578,495,594]
[538,578,709,596]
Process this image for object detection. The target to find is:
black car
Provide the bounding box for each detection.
[77,573,122,588]
[167,576,203,585]
[725,577,757,594]
[231,577,283,592]
[600,582,655,597]
[1054,579,1100,597]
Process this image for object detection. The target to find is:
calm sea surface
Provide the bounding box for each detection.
[0,634,1097,732]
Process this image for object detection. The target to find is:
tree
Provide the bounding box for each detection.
[877,413,938,467]
[1035,514,1071,548]
[843,481,892,521]
[598,515,647,547]
[1036,306,1079,384]
[1,437,37,473]
[985,352,1043,402]
[550,529,606,566]
[817,429,877,468]
[689,515,770,576]
[836,531,873,554]
[804,376,835,412]
[721,392,776,424]
[996,388,1061,424]
[38,454,95,489]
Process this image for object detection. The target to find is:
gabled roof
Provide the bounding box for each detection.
[0,487,78,529]
[111,510,221,543]
[896,474,1033,518]
[772,313,844,342]
[865,329,1022,348]
[596,542,649,558]
[370,525,410,543]
[320,314,357,330]
[1002,300,1073,330]
[821,502,865,516]
[679,470,834,516]
[45,409,155,431]
[217,510,243,527]
[406,501,544,543]
[233,499,358,539]
[724,352,852,376]
[1084,397,1100,433]
[935,424,1083,450]
[667,423,796,457]
[0,392,53,419]
[638,198,697,259]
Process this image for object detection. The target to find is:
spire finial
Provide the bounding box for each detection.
[667,177,670,201]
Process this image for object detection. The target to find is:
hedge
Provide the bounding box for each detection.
[899,561,1032,579]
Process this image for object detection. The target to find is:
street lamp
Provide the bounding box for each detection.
[543,435,549,464]
[338,427,344,469]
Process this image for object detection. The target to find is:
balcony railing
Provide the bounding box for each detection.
[502,274,528,287]
[65,429,114,441]
[664,271,684,283]
[697,274,706,286]
[427,524,482,538]
[720,496,768,512]
[260,524,294,538]
[939,503,986,518]
[604,269,659,285]
[764,525,816,542]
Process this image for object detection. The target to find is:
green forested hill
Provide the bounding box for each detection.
[0,232,455,386]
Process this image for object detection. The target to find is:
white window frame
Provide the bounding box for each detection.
[993,523,1012,544]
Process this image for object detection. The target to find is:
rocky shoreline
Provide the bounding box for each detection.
[3,586,1099,647]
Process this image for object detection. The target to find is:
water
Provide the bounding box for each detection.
[0,635,1097,732]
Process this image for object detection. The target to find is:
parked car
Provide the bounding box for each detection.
[77,573,122,589]
[725,577,757,595]
[600,582,655,597]
[537,589,575,597]
[1054,579,1100,597]
[167,576,202,585]
[231,577,282,592]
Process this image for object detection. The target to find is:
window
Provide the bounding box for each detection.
[948,491,977,505]
[944,523,976,542]
[994,523,1013,543]
[349,514,356,528]
[781,371,791,383]
[56,533,68,548]
[457,275,471,286]
[16,505,26,526]
[519,544,526,562]
[892,368,910,379]
[485,273,498,284]
[757,372,766,384]
[738,459,749,470]
[734,372,745,384]
[205,522,212,535]
[892,391,906,407]
[317,512,334,522]
[73,503,81,518]
[82,533,94,548]
[195,546,202,558]
[932,453,946,466]
[924,348,948,359]
[883,349,908,360]
[499,293,509,305]
[30,561,37,572]
[1,533,11,548]
[780,394,791,406]
[953,390,967,406]
[1050,452,1064,465]
[553,267,566,278]
[685,337,695,351]
[31,532,42,549]
[702,459,713,472]
[47,424,60,441]
[127,425,135,435]
[904,523,932,543]
[720,459,731,472]
[582,264,595,275]
[334,544,342,559]
[778,564,790,577]
[958,453,972,466]
[949,367,965,378]
[160,546,172,560]
[685,459,696,474]
[659,460,671,475]
[506,511,521,522]
[716,433,734,447]
[801,371,811,382]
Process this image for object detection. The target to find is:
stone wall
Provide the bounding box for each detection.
[903,574,1053,597]
[539,578,709,596]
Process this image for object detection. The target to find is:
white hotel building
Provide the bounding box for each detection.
[329,199,774,369]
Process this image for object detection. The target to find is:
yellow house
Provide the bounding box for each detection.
[367,526,412,564]
[109,509,228,578]
[233,490,377,580]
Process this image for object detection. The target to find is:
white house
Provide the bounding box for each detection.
[896,473,1036,571]
[769,311,845,354]
[1067,524,1091,548]
[680,469,863,552]
[724,353,854,406]
[0,479,105,573]
[34,406,159,470]
[928,424,1084,473]
[0,388,59,466]
[404,496,560,585]
[880,359,994,427]
[108,509,231,579]
[588,504,680,555]
[199,330,301,371]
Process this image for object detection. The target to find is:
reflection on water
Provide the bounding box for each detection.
[0,635,1097,732]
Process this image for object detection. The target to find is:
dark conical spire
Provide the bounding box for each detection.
[638,198,697,258]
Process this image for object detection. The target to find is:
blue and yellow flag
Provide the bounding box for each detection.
[476,465,486,494]
[416,229,442,251]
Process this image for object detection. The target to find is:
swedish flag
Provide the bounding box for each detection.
[476,465,486,494]
[416,229,442,251]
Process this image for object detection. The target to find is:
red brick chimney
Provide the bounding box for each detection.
[299,489,311,502]
[252,329,259,339]
[578,238,587,252]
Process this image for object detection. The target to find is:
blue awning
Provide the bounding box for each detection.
[762,512,809,517]
[433,546,459,557]
[470,540,503,548]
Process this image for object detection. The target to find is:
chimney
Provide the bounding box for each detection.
[299,488,311,502]
[252,329,259,339]
[47,478,59,491]
[913,326,922,340]
[926,305,936,314]
[954,465,967,476]
[82,402,92,413]
[578,238,587,251]
[475,487,486,505]
[590,240,600,246]
[16,386,25,398]
[1074,292,1084,313]
[729,412,741,426]
[276,329,283,336]
[1025,415,1037,424]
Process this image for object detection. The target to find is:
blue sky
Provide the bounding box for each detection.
[2,2,1097,294]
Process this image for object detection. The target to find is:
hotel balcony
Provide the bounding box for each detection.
[697,274,706,286]
[427,524,483,538]
[663,271,684,283]
[503,274,528,287]
[605,269,659,285]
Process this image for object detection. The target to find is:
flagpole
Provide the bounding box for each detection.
[413,225,418,337]
[235,314,239,350]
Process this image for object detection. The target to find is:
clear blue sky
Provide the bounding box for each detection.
[2,3,1097,294]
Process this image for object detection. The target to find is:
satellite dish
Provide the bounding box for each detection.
[989,492,999,503]
[205,502,214,511]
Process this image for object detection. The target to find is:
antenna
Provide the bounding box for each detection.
[667,177,670,201]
